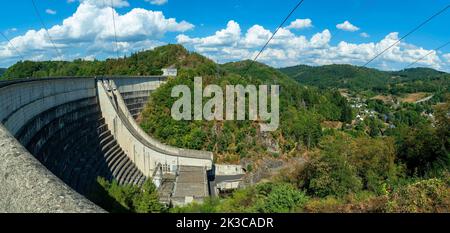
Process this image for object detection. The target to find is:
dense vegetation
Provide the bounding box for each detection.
[138,47,352,162]
[137,46,448,213]
[90,178,166,213]
[172,182,309,213]
[2,44,448,213]
[0,68,5,77]
[279,64,450,96]
[174,105,449,213]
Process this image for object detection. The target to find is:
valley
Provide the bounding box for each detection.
[1,44,449,213]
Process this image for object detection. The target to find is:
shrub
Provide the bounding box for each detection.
[385,178,450,213]
[171,198,221,213]
[298,133,402,197]
[173,182,309,213]
[254,183,309,213]
[95,177,166,213]
[300,153,363,198]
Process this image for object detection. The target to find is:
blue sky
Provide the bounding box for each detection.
[1,0,449,71]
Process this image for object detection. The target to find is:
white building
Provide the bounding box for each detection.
[215,164,245,176]
[161,68,177,77]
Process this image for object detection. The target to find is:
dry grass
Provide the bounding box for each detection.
[371,95,393,103]
[321,121,343,129]
[400,92,429,103]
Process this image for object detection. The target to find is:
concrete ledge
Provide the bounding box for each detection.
[0,123,105,213]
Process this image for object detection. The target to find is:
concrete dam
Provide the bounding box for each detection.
[0,76,216,212]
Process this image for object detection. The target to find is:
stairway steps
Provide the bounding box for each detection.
[126,167,141,185]
[116,160,133,185]
[133,174,144,186]
[98,130,112,144]
[107,151,127,180]
[110,154,130,180]
[137,174,147,187]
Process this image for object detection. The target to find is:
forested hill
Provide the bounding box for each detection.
[279,64,388,90]
[0,44,219,80]
[0,68,5,77]
[279,64,450,94]
[392,67,449,81]
[127,46,353,162]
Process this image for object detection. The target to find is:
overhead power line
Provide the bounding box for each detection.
[404,40,450,69]
[0,31,25,61]
[30,0,63,59]
[110,0,120,59]
[242,0,306,77]
[362,4,450,68]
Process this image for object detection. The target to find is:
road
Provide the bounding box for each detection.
[415,94,434,104]
[214,174,244,183]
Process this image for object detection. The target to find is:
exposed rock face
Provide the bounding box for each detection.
[262,133,280,154]
[240,157,306,187]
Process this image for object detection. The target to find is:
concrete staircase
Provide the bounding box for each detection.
[158,173,176,204]
[170,166,209,206]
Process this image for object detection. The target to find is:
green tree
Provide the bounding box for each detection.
[300,152,362,198]
[95,177,165,213]
[366,116,383,137]
[255,183,309,213]
[397,124,449,176]
[133,180,166,213]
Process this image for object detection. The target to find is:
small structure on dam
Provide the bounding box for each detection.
[0,76,232,212]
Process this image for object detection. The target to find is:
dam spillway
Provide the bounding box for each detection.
[0,76,213,212]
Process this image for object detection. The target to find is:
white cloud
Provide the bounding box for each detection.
[78,0,130,8]
[3,28,18,35]
[309,29,331,48]
[360,32,370,38]
[443,53,450,63]
[286,19,313,30]
[177,21,447,71]
[242,25,271,48]
[336,20,360,32]
[0,1,193,65]
[145,0,168,5]
[46,9,57,15]
[177,20,240,48]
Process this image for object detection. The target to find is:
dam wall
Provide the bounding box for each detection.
[0,76,213,212]
[0,78,104,212]
[97,79,213,178]
[113,76,164,119]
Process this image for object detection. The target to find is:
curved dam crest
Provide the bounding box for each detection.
[0,76,213,212]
